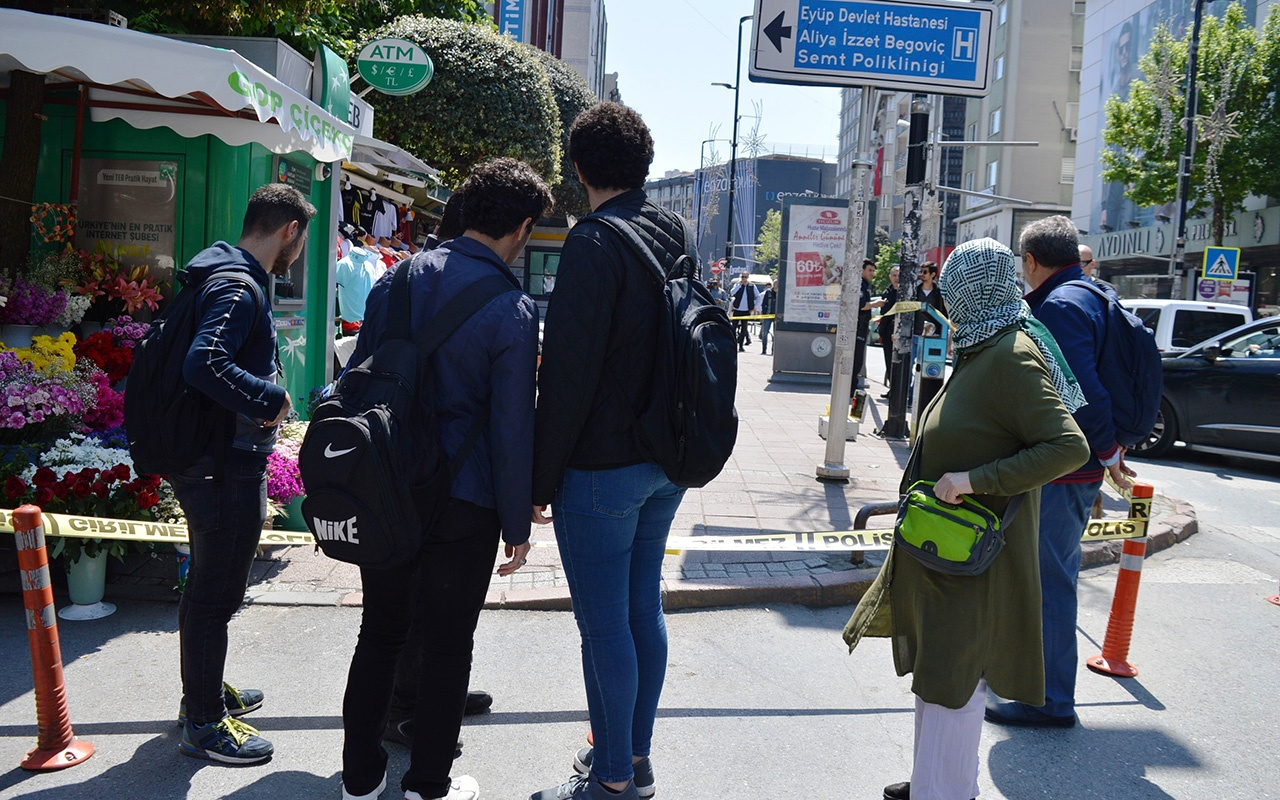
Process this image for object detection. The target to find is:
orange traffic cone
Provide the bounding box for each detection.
[1086,482,1155,679]
[12,505,95,771]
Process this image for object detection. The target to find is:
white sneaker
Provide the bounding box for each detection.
[406,776,480,800]
[343,771,387,800]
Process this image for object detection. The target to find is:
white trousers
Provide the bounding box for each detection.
[911,679,986,800]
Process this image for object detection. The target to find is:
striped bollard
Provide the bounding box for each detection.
[1085,482,1155,678]
[12,505,95,770]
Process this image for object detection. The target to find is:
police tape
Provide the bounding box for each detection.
[1,495,1149,552]
[727,313,776,321]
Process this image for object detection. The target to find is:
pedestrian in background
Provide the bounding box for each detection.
[532,101,689,800]
[339,158,549,800]
[852,258,885,399]
[987,216,1138,730]
[844,237,1088,800]
[879,265,900,397]
[730,271,760,351]
[173,183,313,764]
[760,279,777,354]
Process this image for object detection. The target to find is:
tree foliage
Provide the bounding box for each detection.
[360,16,562,189]
[755,208,781,272]
[1101,2,1273,244]
[94,0,486,55]
[523,45,598,218]
[873,239,901,294]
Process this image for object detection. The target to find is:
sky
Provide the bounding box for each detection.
[604,0,843,178]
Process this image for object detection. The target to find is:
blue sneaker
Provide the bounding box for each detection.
[573,748,654,798]
[180,716,273,764]
[178,682,264,726]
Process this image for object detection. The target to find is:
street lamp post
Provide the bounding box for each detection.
[714,15,753,274]
[1170,0,1216,301]
[696,136,729,269]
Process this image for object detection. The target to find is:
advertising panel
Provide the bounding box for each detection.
[777,197,849,331]
[75,157,179,289]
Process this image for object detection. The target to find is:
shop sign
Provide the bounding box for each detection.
[75,158,179,288]
[228,69,355,158]
[356,38,434,96]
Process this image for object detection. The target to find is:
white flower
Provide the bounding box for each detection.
[21,432,134,483]
[53,293,92,328]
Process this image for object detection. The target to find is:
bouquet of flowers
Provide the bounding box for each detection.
[72,251,164,318]
[105,315,150,349]
[0,274,68,327]
[266,422,307,505]
[75,331,133,383]
[0,350,85,441]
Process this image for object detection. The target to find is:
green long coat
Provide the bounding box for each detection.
[843,325,1089,709]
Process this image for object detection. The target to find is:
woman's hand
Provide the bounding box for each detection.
[933,471,973,504]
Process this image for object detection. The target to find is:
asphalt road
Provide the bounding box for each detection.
[1,449,1277,800]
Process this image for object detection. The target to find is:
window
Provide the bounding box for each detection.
[1061,157,1076,184]
[1173,310,1249,350]
[1223,325,1280,358]
[967,122,977,141]
[1136,308,1162,328]
[1070,45,1084,72]
[964,171,974,191]
[995,56,1005,81]
[998,3,1007,25]
[989,108,1002,135]
[1073,1,1087,15]
[526,249,561,298]
[986,160,999,188]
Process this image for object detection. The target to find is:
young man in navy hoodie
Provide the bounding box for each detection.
[173,183,313,764]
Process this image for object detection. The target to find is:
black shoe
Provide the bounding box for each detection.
[465,690,493,716]
[984,698,1076,728]
[383,718,463,758]
[738,346,745,352]
[883,781,973,800]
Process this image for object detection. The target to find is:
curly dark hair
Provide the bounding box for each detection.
[457,157,553,239]
[242,183,316,239]
[569,102,654,191]
[436,184,467,241]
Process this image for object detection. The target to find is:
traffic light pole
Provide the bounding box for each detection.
[817,86,876,482]
[878,96,930,440]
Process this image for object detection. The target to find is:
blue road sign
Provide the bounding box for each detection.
[749,0,994,96]
[1202,246,1240,281]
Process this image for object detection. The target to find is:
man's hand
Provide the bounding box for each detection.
[1107,448,1136,492]
[263,392,292,427]
[497,541,532,577]
[532,504,552,525]
[933,471,973,504]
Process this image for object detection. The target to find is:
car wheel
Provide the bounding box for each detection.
[1131,399,1178,458]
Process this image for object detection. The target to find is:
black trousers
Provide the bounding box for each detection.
[849,329,870,400]
[341,500,501,798]
[732,309,753,348]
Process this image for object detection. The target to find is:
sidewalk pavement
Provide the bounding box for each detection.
[82,345,1198,611]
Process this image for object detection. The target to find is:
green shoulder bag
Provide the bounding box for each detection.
[895,481,1024,577]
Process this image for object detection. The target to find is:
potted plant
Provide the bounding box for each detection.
[0,274,68,348]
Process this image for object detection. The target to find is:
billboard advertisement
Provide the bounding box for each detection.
[777,197,849,331]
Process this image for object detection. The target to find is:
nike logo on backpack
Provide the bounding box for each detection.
[324,444,357,458]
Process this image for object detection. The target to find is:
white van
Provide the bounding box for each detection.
[1125,299,1253,354]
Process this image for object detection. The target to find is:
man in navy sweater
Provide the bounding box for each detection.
[986,215,1137,729]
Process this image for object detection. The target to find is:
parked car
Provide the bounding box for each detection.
[1125,299,1253,354]
[1130,316,1280,462]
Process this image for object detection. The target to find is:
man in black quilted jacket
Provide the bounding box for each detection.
[530,102,688,800]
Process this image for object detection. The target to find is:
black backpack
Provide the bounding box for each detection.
[124,270,264,477]
[1068,280,1163,448]
[298,262,512,568]
[585,213,739,488]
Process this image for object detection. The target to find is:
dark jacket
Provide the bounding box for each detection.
[532,189,688,505]
[181,242,286,459]
[1025,264,1121,483]
[730,282,759,314]
[761,288,777,316]
[913,284,946,335]
[352,237,538,545]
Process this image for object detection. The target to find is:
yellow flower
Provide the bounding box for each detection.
[1,333,76,375]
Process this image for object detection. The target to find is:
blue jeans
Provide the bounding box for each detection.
[170,455,267,726]
[759,319,773,352]
[1037,479,1102,717]
[553,463,685,785]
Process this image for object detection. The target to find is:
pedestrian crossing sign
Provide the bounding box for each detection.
[1202,246,1240,281]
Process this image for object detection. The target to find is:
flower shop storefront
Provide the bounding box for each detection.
[0,11,353,616]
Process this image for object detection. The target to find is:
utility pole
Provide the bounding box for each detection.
[817,87,877,482]
[1169,0,1215,302]
[717,16,753,271]
[879,95,930,440]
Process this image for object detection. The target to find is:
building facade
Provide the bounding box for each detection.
[645,170,697,229]
[492,0,612,99]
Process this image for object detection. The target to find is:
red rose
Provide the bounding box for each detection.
[137,490,158,509]
[78,467,97,482]
[4,476,26,500]
[35,486,54,505]
[93,481,111,499]
[52,480,71,499]
[32,467,56,487]
[71,480,92,499]
[112,464,131,482]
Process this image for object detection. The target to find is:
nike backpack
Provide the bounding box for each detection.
[585,213,739,488]
[298,262,512,568]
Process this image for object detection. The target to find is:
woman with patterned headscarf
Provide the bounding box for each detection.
[843,238,1090,800]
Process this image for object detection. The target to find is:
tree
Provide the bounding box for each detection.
[523,45,598,218]
[874,239,901,294]
[1101,2,1270,244]
[755,208,781,273]
[1250,9,1280,201]
[359,17,562,189]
